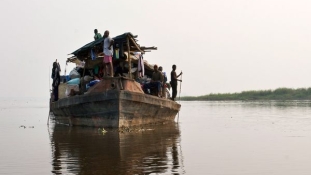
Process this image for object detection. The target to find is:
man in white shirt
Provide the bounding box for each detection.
[103,30,114,77]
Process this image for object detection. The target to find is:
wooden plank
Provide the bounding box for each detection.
[140,46,157,50]
[127,35,132,79]
[129,36,145,53]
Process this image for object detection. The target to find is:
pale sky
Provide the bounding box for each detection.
[1,0,311,98]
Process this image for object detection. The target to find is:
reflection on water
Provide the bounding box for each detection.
[3,99,311,174]
[49,123,184,175]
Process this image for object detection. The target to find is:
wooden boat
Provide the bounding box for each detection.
[50,33,181,128]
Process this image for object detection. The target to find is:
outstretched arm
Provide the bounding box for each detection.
[173,72,182,82]
[176,71,182,78]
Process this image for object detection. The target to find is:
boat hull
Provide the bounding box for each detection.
[50,90,181,128]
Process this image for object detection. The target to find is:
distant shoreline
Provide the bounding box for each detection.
[181,88,311,101]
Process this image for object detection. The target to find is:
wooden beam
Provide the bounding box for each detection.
[129,36,145,54]
[140,46,157,50]
[127,35,132,79]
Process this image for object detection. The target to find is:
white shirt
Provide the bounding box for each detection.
[103,37,113,56]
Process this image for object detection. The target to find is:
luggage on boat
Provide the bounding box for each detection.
[83,75,93,82]
[65,84,79,96]
[67,78,80,85]
[69,69,80,79]
[86,80,100,91]
[88,80,100,87]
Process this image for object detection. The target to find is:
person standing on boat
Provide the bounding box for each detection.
[170,65,182,101]
[103,30,114,77]
[94,29,102,40]
[51,60,61,79]
[159,66,167,98]
[52,62,61,101]
[151,64,163,97]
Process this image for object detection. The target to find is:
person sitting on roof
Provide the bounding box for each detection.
[94,29,102,40]
[103,30,114,77]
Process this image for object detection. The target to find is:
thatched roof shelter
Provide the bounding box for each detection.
[67,32,157,77]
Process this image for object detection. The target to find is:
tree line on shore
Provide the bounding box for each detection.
[181,88,311,101]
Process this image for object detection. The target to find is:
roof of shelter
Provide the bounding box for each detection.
[68,32,158,74]
[71,32,138,55]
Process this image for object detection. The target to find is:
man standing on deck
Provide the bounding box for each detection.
[103,30,114,77]
[52,61,61,101]
[151,64,163,97]
[170,64,182,101]
[94,29,102,40]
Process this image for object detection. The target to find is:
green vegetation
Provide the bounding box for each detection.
[181,88,311,101]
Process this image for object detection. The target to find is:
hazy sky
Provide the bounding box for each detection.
[1,0,311,98]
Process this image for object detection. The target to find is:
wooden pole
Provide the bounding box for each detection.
[179,72,182,102]
[79,59,87,94]
[127,35,132,79]
[177,72,182,122]
[82,60,86,77]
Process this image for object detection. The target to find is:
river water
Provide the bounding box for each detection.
[1,99,311,174]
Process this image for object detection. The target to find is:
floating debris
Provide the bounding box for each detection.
[19,125,26,129]
[98,128,107,134]
[118,126,154,133]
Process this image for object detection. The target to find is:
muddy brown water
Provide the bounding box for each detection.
[1,99,311,174]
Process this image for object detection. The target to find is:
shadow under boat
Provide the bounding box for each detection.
[49,122,183,175]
